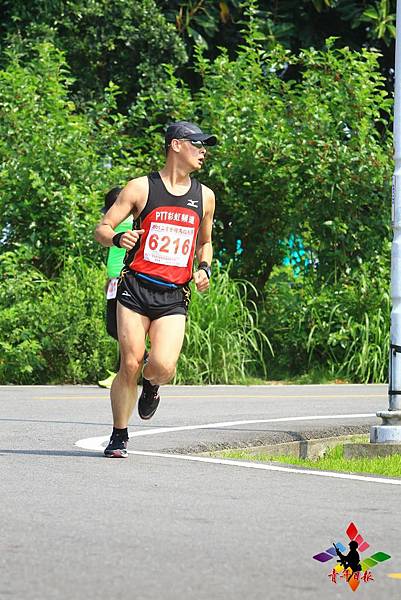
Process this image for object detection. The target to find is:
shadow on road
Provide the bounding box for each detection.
[0,417,112,427]
[0,417,169,428]
[0,449,101,458]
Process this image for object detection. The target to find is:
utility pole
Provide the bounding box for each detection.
[371,0,401,444]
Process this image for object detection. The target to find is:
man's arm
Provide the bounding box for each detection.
[193,186,215,292]
[94,177,148,249]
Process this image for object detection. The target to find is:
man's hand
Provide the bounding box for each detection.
[118,229,145,250]
[193,269,210,293]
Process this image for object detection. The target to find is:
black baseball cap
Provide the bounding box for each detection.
[165,121,217,148]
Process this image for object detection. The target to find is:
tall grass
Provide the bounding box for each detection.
[329,306,389,383]
[305,304,390,384]
[176,265,271,384]
[261,260,390,383]
[305,273,390,383]
[0,253,269,384]
[0,254,115,384]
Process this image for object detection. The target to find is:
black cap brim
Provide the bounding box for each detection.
[187,133,217,146]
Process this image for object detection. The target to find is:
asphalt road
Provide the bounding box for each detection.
[1,383,400,600]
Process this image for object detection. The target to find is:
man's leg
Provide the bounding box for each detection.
[111,302,150,427]
[144,314,186,385]
[104,303,150,457]
[137,314,186,421]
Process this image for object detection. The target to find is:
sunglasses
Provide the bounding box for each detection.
[180,138,207,149]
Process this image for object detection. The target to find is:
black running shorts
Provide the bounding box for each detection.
[116,269,191,321]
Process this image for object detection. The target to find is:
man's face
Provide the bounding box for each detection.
[170,138,207,171]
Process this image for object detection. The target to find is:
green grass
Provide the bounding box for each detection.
[276,367,350,385]
[213,443,401,478]
[241,369,350,385]
[175,264,270,385]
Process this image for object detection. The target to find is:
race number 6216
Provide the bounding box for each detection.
[144,223,195,267]
[148,233,191,255]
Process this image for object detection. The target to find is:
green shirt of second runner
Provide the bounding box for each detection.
[106,216,133,278]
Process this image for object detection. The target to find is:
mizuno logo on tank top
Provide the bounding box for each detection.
[128,172,203,285]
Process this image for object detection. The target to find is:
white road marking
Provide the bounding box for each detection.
[127,450,401,486]
[75,412,376,449]
[71,411,401,486]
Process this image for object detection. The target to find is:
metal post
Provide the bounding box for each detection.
[371,0,401,443]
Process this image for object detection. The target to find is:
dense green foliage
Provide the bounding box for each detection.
[0,250,114,383]
[262,248,390,383]
[204,42,391,286]
[1,1,397,112]
[177,265,269,384]
[0,252,266,384]
[1,0,187,106]
[132,34,392,287]
[0,1,394,384]
[161,0,396,53]
[0,40,159,274]
[0,42,104,273]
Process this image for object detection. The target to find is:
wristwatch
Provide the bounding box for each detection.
[198,261,211,279]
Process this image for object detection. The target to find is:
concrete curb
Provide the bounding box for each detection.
[166,424,370,456]
[203,434,369,460]
[344,443,401,458]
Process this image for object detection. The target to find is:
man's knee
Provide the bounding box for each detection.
[120,355,142,380]
[150,360,176,384]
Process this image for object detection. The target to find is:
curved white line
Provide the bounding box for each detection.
[75,412,375,450]
[74,412,396,486]
[128,450,401,486]
[75,412,400,485]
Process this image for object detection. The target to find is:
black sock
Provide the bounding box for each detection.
[112,427,128,440]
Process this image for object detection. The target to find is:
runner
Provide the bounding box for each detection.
[98,186,133,389]
[95,121,216,457]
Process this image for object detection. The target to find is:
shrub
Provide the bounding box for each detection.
[0,251,115,383]
[0,41,150,276]
[131,36,392,290]
[261,246,391,383]
[0,253,268,384]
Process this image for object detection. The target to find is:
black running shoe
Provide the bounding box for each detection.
[104,434,129,458]
[138,377,160,420]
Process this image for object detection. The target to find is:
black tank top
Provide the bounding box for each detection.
[128,172,203,285]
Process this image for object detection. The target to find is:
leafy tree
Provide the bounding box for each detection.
[200,39,392,287]
[0,40,143,274]
[0,1,397,109]
[287,41,392,281]
[131,25,392,288]
[1,0,187,107]
[161,0,242,55]
[361,0,396,46]
[160,1,396,85]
